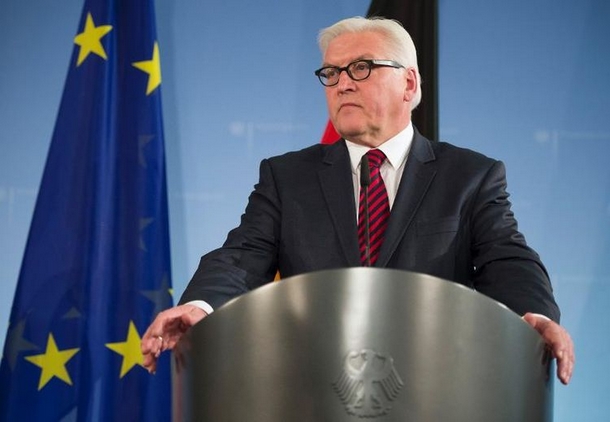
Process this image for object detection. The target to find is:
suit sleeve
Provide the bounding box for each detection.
[470,161,560,322]
[179,159,281,309]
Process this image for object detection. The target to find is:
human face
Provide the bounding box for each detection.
[322,31,417,147]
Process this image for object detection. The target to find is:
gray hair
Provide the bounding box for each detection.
[318,16,422,110]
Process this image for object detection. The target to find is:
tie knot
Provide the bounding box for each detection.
[366,149,386,169]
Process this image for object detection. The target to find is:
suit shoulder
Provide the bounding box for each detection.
[266,141,343,167]
[432,140,500,168]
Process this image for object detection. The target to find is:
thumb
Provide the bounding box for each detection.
[522,312,542,329]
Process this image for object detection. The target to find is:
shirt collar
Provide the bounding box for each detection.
[345,123,414,173]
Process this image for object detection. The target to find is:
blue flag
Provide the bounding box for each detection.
[0,0,173,420]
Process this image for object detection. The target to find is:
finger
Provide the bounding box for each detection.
[522,312,538,327]
[542,326,574,385]
[141,314,173,372]
[166,333,186,350]
[140,304,206,374]
[555,337,575,385]
[159,306,207,349]
[558,362,570,385]
[557,355,572,384]
[141,333,160,353]
[142,329,164,357]
[522,313,575,385]
[142,322,163,351]
[142,308,180,351]
[154,335,165,357]
[142,334,167,373]
[142,350,158,374]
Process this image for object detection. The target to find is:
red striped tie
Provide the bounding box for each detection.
[358,149,390,266]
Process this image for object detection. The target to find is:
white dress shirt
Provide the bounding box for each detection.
[345,123,414,218]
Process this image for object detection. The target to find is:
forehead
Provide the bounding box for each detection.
[323,31,390,65]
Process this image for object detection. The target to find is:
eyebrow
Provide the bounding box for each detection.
[321,55,375,68]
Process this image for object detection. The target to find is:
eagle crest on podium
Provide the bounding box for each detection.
[333,349,404,418]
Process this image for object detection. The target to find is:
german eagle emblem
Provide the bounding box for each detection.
[333,349,404,418]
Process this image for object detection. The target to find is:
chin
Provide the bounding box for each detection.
[334,124,364,140]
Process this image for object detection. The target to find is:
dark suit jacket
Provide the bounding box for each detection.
[181,129,560,321]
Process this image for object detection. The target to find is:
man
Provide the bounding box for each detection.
[141,16,574,384]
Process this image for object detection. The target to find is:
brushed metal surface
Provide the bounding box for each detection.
[172,268,553,422]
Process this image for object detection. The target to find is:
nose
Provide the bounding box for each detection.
[336,69,355,92]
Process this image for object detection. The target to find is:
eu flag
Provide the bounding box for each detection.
[0,0,173,420]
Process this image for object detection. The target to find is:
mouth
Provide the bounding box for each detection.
[338,103,360,111]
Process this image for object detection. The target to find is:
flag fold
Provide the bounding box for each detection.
[0,0,173,420]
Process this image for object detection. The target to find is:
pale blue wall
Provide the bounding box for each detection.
[439,1,610,419]
[1,0,608,419]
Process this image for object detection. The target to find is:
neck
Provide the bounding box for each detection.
[342,122,411,148]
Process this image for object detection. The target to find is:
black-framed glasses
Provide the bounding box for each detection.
[314,59,404,87]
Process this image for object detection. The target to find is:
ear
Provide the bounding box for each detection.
[403,67,418,102]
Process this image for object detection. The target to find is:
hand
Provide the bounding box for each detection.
[522,313,575,385]
[141,304,207,374]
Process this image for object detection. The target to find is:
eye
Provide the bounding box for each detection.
[322,67,338,79]
[352,61,369,72]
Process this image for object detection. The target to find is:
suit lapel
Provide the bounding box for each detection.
[317,141,361,266]
[377,131,437,267]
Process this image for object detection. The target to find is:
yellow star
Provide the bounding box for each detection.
[105,321,145,378]
[24,333,79,390]
[73,12,113,66]
[132,42,162,95]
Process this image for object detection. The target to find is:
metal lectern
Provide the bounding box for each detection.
[172,268,553,421]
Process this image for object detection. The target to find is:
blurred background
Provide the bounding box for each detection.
[1,0,608,419]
